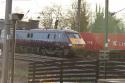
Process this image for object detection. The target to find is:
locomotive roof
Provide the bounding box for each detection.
[16,29,78,33]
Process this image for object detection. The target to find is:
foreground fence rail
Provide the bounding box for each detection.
[99,59,125,79]
[28,59,98,83]
[27,55,125,83]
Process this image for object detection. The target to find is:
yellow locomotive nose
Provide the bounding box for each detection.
[69,38,85,48]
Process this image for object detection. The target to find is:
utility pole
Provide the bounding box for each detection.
[104,0,109,79]
[104,0,109,49]
[77,0,81,32]
[1,0,12,83]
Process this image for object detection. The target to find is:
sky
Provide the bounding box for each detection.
[0,0,125,20]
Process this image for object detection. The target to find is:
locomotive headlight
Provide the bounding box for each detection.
[68,43,72,46]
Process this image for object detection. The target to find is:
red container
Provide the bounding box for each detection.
[80,33,125,51]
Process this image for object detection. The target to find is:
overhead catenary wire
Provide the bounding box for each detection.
[111,8,125,16]
[22,0,39,19]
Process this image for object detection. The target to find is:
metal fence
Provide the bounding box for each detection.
[28,59,98,83]
[99,60,125,79]
[28,58,125,83]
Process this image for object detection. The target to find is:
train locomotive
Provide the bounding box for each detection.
[15,29,85,58]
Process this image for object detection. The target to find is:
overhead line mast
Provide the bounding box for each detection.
[1,0,12,83]
[77,0,81,32]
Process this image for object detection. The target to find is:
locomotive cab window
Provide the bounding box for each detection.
[74,33,80,38]
[67,33,80,38]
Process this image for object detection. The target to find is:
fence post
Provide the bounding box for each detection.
[96,56,100,83]
[60,60,63,83]
[32,62,36,83]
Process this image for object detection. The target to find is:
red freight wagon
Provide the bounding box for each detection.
[80,32,103,51]
[108,34,125,50]
[80,32,125,51]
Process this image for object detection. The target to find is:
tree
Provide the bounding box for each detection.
[38,7,54,28]
[79,0,89,32]
[39,5,62,29]
[91,6,125,33]
[69,0,90,32]
[38,0,90,31]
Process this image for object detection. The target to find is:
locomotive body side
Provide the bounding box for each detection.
[16,29,85,57]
